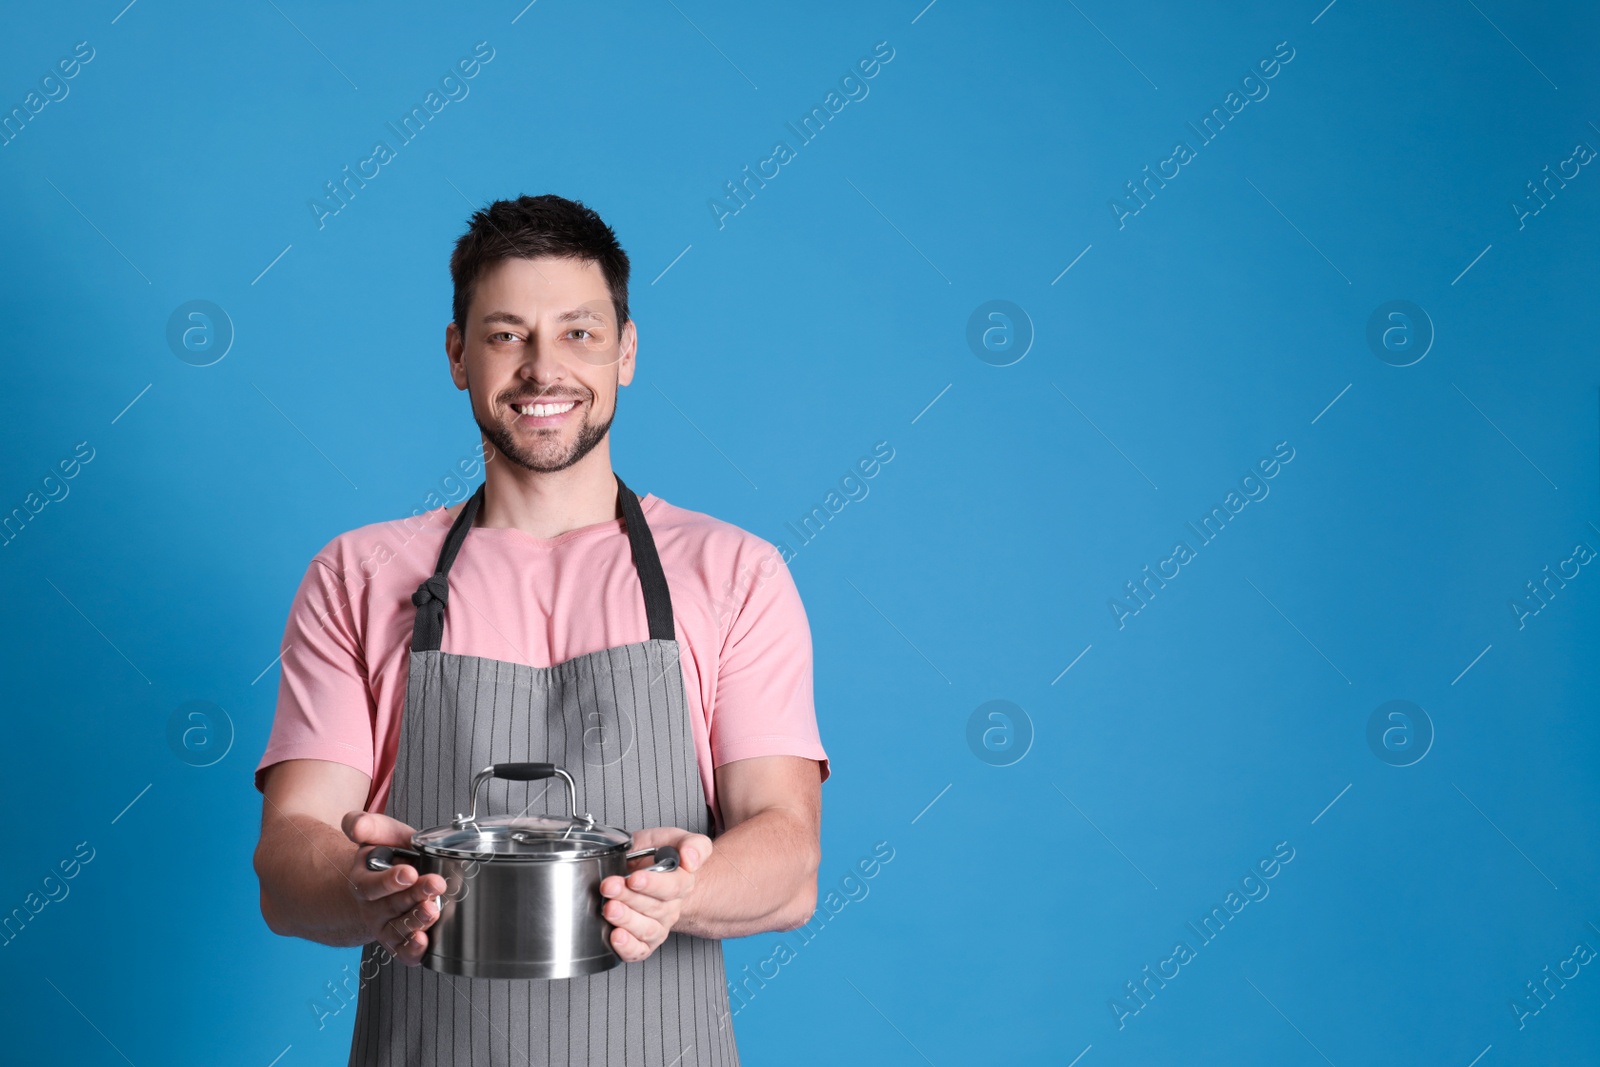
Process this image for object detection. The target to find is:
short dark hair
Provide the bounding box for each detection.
[449,194,631,337]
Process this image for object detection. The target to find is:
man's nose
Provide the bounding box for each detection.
[520,331,571,381]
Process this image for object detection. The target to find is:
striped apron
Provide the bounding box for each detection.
[348,475,742,1067]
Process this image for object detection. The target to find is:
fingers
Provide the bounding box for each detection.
[381,896,440,963]
[600,827,712,964]
[385,874,450,917]
[605,876,676,921]
[352,851,448,903]
[345,843,447,961]
[601,856,692,962]
[610,925,651,963]
[630,829,714,872]
[604,901,664,962]
[604,864,691,907]
[601,863,690,965]
[676,833,714,872]
[342,810,418,848]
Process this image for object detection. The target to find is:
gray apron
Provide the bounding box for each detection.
[348,475,741,1067]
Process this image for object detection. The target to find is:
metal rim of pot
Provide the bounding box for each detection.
[367,762,679,870]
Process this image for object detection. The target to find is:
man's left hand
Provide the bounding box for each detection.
[599,827,713,962]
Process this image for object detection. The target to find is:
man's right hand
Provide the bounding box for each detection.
[341,810,449,965]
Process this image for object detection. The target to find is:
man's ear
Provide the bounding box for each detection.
[445,322,468,390]
[618,319,638,387]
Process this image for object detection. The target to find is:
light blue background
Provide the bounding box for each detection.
[1,1,1596,1064]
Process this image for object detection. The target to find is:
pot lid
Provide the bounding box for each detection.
[414,761,631,860]
[414,813,630,860]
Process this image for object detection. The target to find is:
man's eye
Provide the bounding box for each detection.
[490,332,520,342]
[568,329,593,341]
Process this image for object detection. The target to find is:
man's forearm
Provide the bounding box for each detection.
[675,808,819,940]
[255,811,370,947]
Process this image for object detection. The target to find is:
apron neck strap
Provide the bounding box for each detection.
[409,474,674,653]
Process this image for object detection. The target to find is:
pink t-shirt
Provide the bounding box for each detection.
[254,490,829,830]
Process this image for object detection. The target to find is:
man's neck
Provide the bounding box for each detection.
[475,452,623,540]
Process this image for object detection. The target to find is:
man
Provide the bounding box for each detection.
[252,194,829,1066]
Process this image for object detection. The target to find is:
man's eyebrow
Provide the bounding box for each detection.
[479,308,609,326]
[480,310,527,326]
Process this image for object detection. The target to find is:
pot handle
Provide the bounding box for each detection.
[365,845,424,872]
[490,762,556,781]
[457,763,589,828]
[364,846,443,910]
[624,845,680,873]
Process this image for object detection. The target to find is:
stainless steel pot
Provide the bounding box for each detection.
[364,761,678,980]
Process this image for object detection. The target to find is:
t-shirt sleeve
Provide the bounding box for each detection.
[253,553,378,794]
[708,541,830,782]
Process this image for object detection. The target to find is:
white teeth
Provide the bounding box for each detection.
[514,401,577,417]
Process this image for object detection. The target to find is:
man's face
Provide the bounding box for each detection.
[447,255,635,474]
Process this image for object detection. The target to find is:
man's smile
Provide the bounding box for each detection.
[509,397,582,427]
